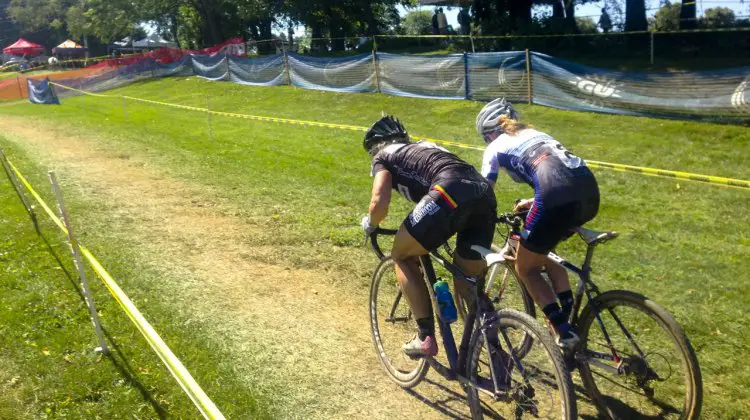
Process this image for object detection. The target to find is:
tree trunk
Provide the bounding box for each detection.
[552,0,577,33]
[195,0,223,45]
[311,23,325,52]
[508,0,532,32]
[679,0,697,29]
[258,19,273,54]
[625,0,648,31]
[288,21,294,52]
[169,14,180,49]
[361,1,379,36]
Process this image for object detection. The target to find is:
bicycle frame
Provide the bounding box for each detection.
[500,225,644,376]
[420,250,498,386]
[368,228,514,397]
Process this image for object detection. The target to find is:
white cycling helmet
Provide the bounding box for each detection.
[475,98,520,143]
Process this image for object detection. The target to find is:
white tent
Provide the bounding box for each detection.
[132,33,177,49]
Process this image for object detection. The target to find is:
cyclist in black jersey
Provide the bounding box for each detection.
[361,116,497,358]
[476,98,600,348]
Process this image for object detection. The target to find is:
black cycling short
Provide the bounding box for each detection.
[521,174,600,255]
[404,175,496,260]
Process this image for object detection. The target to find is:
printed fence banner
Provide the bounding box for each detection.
[229,55,286,86]
[377,53,466,99]
[27,78,59,104]
[154,55,193,78]
[288,53,376,93]
[531,52,750,121]
[192,55,228,81]
[466,51,528,102]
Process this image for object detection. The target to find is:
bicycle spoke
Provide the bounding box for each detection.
[579,294,697,419]
[467,311,574,419]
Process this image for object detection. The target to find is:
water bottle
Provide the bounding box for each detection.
[434,279,458,324]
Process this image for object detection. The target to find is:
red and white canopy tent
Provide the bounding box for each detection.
[3,38,45,55]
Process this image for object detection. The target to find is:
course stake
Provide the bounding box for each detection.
[48,171,109,354]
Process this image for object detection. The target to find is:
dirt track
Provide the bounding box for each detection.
[1,115,481,419]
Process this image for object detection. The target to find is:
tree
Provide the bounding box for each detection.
[576,17,597,33]
[650,1,680,31]
[703,7,736,28]
[679,0,696,29]
[625,0,648,31]
[401,9,432,35]
[0,0,22,45]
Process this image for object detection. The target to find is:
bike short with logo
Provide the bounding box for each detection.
[521,166,599,255]
[404,171,497,260]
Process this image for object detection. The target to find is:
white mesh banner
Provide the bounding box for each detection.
[288,53,376,93]
[377,53,466,99]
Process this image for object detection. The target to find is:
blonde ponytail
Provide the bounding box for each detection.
[498,115,530,136]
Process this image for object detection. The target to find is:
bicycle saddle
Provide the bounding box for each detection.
[574,227,618,245]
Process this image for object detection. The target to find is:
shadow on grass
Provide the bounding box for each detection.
[405,377,469,419]
[37,228,169,418]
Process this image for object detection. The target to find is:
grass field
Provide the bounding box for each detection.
[1,77,749,418]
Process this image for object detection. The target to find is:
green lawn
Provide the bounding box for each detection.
[0,141,270,418]
[1,77,749,417]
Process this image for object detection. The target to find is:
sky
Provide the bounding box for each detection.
[402,0,749,28]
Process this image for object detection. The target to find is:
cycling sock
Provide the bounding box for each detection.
[416,317,435,341]
[543,303,573,338]
[557,290,574,321]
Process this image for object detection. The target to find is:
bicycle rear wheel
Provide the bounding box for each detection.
[369,258,429,388]
[577,290,702,419]
[465,309,577,419]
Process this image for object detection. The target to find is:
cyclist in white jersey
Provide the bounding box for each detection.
[476,98,600,348]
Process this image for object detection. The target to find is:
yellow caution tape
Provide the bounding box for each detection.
[586,160,750,189]
[3,156,226,420]
[48,81,750,190]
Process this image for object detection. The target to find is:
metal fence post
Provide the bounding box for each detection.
[206,96,214,142]
[0,148,38,231]
[650,31,655,65]
[225,53,230,81]
[283,43,292,86]
[16,76,23,99]
[372,47,381,93]
[463,52,470,100]
[470,35,476,54]
[525,49,533,105]
[48,171,109,355]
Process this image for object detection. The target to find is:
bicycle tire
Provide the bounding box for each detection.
[369,257,429,389]
[577,290,703,420]
[465,309,577,419]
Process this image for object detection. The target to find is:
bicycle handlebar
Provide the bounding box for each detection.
[496,210,528,229]
[368,227,398,261]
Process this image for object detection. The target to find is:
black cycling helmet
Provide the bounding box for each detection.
[363,115,410,155]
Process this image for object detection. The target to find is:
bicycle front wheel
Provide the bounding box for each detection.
[369,258,429,389]
[465,309,577,419]
[577,290,702,419]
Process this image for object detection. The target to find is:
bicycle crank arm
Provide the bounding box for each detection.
[385,316,410,323]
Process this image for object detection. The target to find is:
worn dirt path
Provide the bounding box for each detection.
[1,115,478,419]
